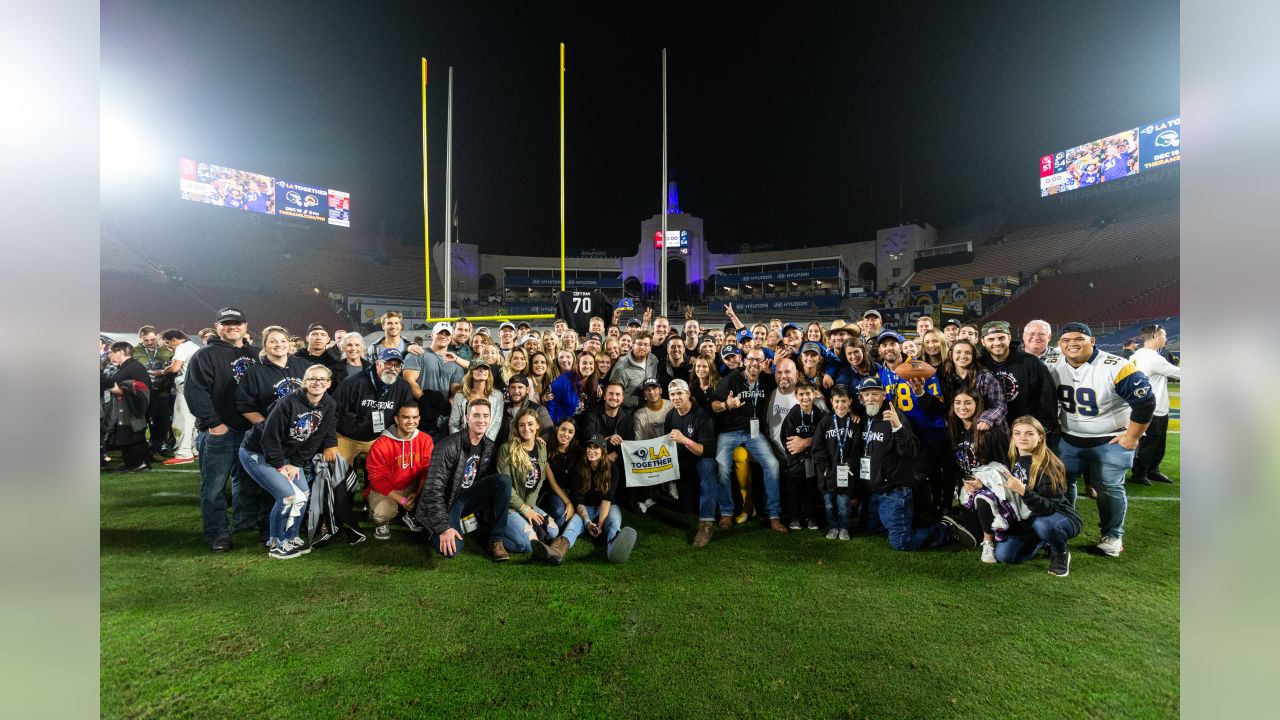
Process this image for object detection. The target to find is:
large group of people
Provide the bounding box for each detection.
[99,301,1180,576]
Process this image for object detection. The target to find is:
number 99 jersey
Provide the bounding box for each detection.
[1045,348,1155,439]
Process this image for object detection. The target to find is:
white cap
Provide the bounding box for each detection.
[432,321,452,336]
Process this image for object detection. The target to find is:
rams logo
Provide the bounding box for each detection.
[632,445,670,461]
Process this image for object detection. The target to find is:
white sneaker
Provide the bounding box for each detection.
[636,499,656,514]
[668,484,679,501]
[825,529,839,540]
[838,529,850,541]
[1096,535,1124,557]
[788,519,801,531]
[284,537,311,555]
[980,540,997,564]
[374,524,391,541]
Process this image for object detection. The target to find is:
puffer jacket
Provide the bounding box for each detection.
[413,430,499,536]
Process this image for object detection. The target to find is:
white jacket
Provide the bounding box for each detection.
[958,462,1032,532]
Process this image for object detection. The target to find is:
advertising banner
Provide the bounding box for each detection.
[1139,116,1181,171]
[708,295,841,313]
[716,266,840,285]
[505,276,622,289]
[619,439,681,487]
[276,179,329,221]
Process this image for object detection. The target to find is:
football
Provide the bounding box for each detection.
[894,359,937,381]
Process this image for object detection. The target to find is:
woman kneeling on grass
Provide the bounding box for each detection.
[964,416,1081,577]
[498,409,564,563]
[538,434,637,564]
[238,365,338,559]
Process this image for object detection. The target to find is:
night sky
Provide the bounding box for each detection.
[101,0,1180,255]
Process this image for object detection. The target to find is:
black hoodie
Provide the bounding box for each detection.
[848,406,918,495]
[977,340,1059,436]
[235,355,313,418]
[332,367,415,441]
[183,338,262,432]
[242,390,338,467]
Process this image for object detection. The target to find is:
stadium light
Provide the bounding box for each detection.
[100,98,156,189]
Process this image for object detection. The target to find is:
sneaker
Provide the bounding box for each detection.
[310,531,340,549]
[635,499,656,514]
[788,519,801,531]
[284,538,311,556]
[118,463,150,473]
[941,515,977,549]
[1127,473,1152,486]
[1148,471,1174,484]
[401,514,423,533]
[269,544,304,560]
[489,541,510,562]
[980,540,997,564]
[346,528,368,546]
[806,519,820,531]
[607,527,637,563]
[825,529,839,540]
[668,484,679,501]
[162,456,196,466]
[734,512,751,525]
[838,529,850,541]
[210,537,232,553]
[374,524,391,541]
[1048,551,1071,577]
[692,521,713,548]
[1096,535,1124,557]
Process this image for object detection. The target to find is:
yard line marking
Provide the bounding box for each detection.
[151,492,201,498]
[1128,496,1181,502]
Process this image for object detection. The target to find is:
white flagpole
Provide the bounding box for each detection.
[660,48,668,318]
[444,66,454,318]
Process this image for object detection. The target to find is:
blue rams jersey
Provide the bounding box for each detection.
[877,361,946,437]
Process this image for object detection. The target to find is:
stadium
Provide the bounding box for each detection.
[98,2,1180,719]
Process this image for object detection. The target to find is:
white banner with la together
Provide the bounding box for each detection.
[620,439,682,487]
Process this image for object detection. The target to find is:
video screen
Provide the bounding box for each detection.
[178,158,350,227]
[1039,115,1179,197]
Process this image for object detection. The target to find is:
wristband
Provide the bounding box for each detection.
[397,496,408,507]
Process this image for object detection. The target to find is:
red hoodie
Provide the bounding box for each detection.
[363,427,434,497]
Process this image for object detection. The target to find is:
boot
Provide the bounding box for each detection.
[548,537,570,565]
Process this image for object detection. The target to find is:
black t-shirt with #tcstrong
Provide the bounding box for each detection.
[710,369,777,433]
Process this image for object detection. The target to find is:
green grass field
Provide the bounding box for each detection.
[101,437,1179,719]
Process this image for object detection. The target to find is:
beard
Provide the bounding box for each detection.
[380,371,399,385]
[864,402,882,417]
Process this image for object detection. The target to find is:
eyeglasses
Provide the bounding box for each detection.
[304,377,331,384]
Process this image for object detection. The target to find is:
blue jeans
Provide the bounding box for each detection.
[862,486,948,551]
[824,493,852,531]
[238,447,312,545]
[427,474,513,558]
[502,508,563,553]
[690,457,733,522]
[196,429,266,545]
[715,429,781,518]
[994,513,1080,564]
[561,505,622,551]
[1057,438,1133,538]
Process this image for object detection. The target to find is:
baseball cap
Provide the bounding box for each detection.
[586,332,602,343]
[507,374,529,386]
[627,317,642,327]
[781,322,802,335]
[641,377,662,390]
[800,342,823,355]
[667,378,690,394]
[469,361,490,372]
[306,322,329,334]
[432,321,452,336]
[1125,336,1142,346]
[378,348,405,364]
[942,318,962,329]
[876,330,904,345]
[215,306,246,325]
[981,320,1012,337]
[516,334,536,346]
[737,329,754,343]
[720,345,742,359]
[857,377,885,392]
[517,321,532,330]
[862,309,882,319]
[1059,322,1093,337]
[499,321,517,331]
[584,433,608,449]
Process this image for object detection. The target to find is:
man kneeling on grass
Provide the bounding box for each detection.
[363,402,433,541]
[852,378,972,551]
[412,398,513,562]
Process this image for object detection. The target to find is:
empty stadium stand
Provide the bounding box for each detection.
[984,257,1179,329]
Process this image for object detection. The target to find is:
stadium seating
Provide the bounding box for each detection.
[100,272,216,333]
[986,257,1178,329]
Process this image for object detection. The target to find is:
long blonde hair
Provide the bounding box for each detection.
[1007,415,1067,494]
[258,325,291,363]
[462,364,494,399]
[503,347,529,383]
[502,408,544,480]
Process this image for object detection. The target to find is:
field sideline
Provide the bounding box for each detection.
[101,436,1179,719]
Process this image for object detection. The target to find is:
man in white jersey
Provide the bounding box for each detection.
[1045,322,1155,557]
[1129,323,1181,485]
